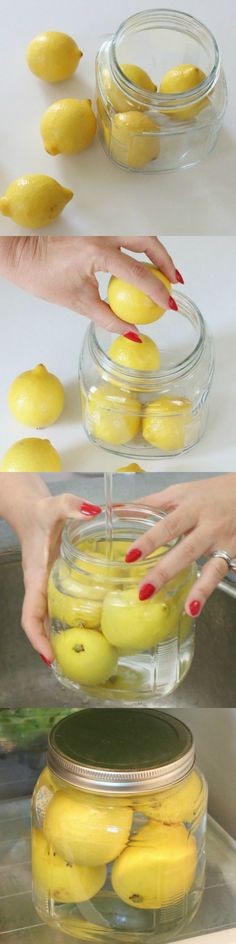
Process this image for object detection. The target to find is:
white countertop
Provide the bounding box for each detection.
[0,0,235,236]
[0,236,235,473]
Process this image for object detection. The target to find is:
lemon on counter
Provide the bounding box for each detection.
[8,364,64,428]
[0,175,73,229]
[111,111,160,169]
[1,438,61,471]
[41,99,97,155]
[108,265,171,324]
[52,626,118,687]
[86,383,140,446]
[101,63,157,113]
[112,821,197,908]
[134,771,205,824]
[101,586,181,653]
[116,463,144,472]
[44,789,133,866]
[160,64,207,121]
[26,32,83,82]
[108,333,160,371]
[142,396,192,450]
[32,829,106,902]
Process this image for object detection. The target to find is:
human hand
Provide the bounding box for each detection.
[0,235,182,334]
[19,491,101,662]
[125,475,236,616]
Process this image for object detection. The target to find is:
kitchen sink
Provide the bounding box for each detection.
[0,547,235,708]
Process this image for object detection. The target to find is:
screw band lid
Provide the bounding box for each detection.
[47,709,195,794]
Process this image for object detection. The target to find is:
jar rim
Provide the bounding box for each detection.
[86,292,208,390]
[47,708,195,794]
[109,9,220,113]
[61,503,179,572]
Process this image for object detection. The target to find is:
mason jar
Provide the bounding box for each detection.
[79,293,214,459]
[32,708,208,942]
[47,503,197,702]
[96,10,227,173]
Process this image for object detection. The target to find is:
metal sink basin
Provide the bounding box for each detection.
[0,547,236,708]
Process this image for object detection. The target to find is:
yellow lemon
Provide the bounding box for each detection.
[101,586,180,654]
[1,438,61,471]
[8,364,64,428]
[51,626,117,687]
[108,266,171,325]
[134,771,205,825]
[0,175,73,229]
[41,99,96,155]
[48,569,103,628]
[32,829,106,902]
[160,64,207,121]
[111,111,160,169]
[108,334,160,372]
[112,821,197,908]
[44,790,133,866]
[27,32,83,82]
[116,463,144,472]
[86,384,140,445]
[142,396,192,450]
[101,63,157,113]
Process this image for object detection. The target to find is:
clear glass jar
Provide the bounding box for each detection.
[32,708,208,942]
[96,10,227,173]
[79,293,214,459]
[47,504,197,702]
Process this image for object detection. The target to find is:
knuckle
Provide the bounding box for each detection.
[130,261,147,282]
[154,564,169,584]
[163,516,179,543]
[182,538,196,562]
[213,559,227,582]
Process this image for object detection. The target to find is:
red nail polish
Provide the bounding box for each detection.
[40,654,52,666]
[125,548,142,563]
[80,502,102,516]
[139,583,156,601]
[123,332,142,343]
[175,269,184,284]
[189,600,201,617]
[169,296,178,311]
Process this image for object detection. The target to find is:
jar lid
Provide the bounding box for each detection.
[47,709,195,794]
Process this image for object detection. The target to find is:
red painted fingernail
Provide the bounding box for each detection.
[80,502,102,516]
[40,654,52,666]
[189,600,201,616]
[139,583,156,601]
[175,269,184,284]
[123,332,142,343]
[125,548,142,563]
[169,296,178,311]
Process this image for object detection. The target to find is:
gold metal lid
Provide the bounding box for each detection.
[47,709,195,795]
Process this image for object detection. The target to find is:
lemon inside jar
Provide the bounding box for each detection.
[160,63,208,122]
[86,383,140,445]
[142,396,192,450]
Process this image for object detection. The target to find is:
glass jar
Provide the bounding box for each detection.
[47,504,197,702]
[79,293,214,459]
[96,10,227,173]
[32,708,208,942]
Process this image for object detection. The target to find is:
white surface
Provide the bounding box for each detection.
[0,0,235,236]
[176,932,236,943]
[0,236,235,472]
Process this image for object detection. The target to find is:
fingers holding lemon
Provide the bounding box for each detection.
[108,267,171,324]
